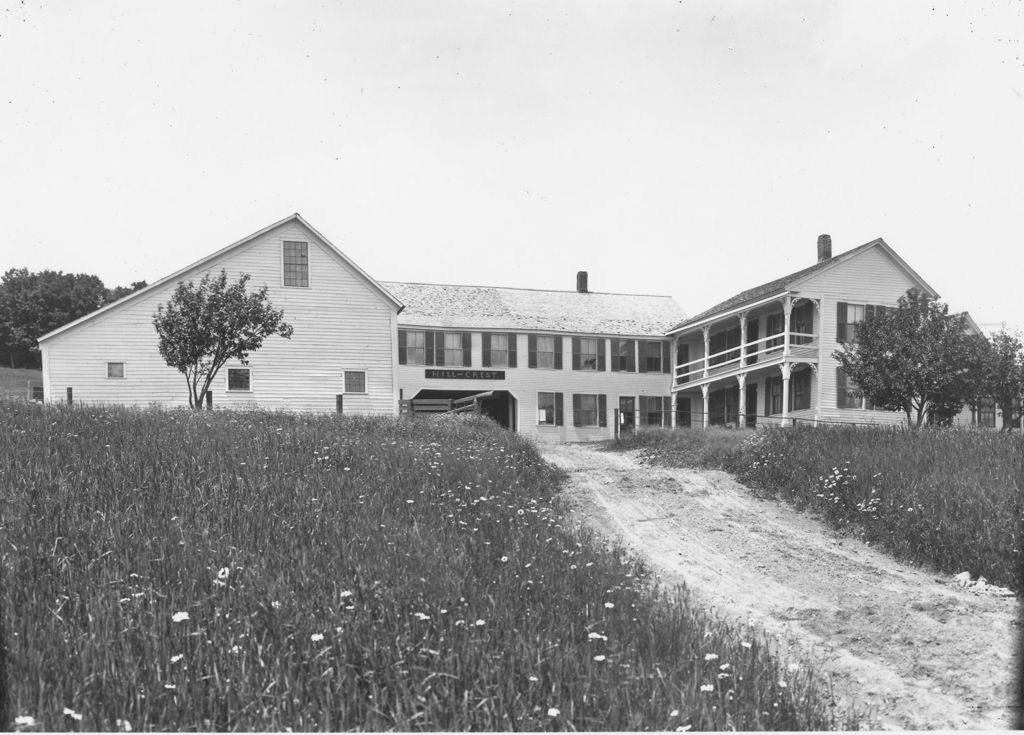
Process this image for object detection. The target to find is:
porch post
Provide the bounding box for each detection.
[739,311,748,368]
[670,391,678,428]
[702,325,711,378]
[737,372,747,429]
[783,296,793,359]
[810,364,819,426]
[701,384,710,429]
[780,362,792,427]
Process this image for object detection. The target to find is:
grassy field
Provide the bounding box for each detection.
[1,402,857,731]
[612,425,1023,591]
[0,367,42,401]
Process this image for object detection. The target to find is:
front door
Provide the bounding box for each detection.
[619,396,635,434]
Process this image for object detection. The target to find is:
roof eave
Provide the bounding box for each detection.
[667,290,792,336]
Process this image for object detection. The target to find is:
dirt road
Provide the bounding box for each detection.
[543,443,1019,730]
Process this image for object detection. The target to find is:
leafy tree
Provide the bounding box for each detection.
[105,280,148,304]
[0,269,110,368]
[981,329,1024,431]
[833,289,980,427]
[153,270,293,409]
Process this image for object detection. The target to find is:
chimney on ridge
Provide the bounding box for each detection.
[576,270,589,293]
[817,234,832,262]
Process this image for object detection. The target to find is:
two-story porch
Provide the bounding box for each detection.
[669,293,822,428]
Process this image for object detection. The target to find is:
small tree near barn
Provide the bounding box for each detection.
[833,289,980,427]
[981,329,1024,431]
[153,270,294,409]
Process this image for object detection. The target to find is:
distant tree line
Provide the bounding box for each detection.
[835,289,1024,430]
[0,268,147,369]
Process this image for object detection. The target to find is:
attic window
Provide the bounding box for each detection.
[283,241,309,287]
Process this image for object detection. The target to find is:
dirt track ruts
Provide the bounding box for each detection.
[542,443,1019,730]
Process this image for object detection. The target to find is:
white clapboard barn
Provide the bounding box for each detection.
[380,274,685,441]
[38,214,403,413]
[667,235,960,428]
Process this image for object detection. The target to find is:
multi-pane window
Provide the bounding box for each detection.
[106,362,125,379]
[344,371,366,393]
[403,330,426,364]
[536,336,556,369]
[707,329,741,366]
[791,302,815,345]
[444,332,465,366]
[641,341,662,371]
[574,394,600,426]
[577,338,599,370]
[765,313,785,350]
[283,241,309,287]
[611,339,635,372]
[836,369,873,409]
[639,396,668,426]
[789,368,811,411]
[977,398,997,428]
[837,302,889,343]
[485,333,509,367]
[537,392,563,425]
[766,375,783,415]
[227,367,251,391]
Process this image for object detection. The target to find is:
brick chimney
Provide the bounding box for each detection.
[817,234,832,262]
[576,270,589,293]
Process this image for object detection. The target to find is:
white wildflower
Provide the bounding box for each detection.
[310,633,324,642]
[547,707,560,717]
[171,611,190,623]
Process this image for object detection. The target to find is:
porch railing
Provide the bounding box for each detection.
[674,331,816,385]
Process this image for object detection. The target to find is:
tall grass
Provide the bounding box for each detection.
[612,425,1023,591]
[1,402,855,731]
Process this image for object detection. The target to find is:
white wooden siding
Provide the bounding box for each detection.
[798,246,925,425]
[397,333,674,441]
[41,221,399,414]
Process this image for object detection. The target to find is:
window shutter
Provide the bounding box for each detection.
[865,304,875,322]
[555,392,564,426]
[626,339,636,372]
[435,332,445,366]
[638,341,648,373]
[508,333,517,368]
[554,337,563,369]
[462,332,472,367]
[665,395,672,426]
[598,394,607,427]
[598,339,606,371]
[571,337,581,370]
[661,342,670,373]
[609,339,619,371]
[836,302,848,343]
[398,330,407,365]
[482,333,491,368]
[638,396,648,425]
[528,334,537,368]
[836,368,847,408]
[424,331,435,366]
[572,394,581,426]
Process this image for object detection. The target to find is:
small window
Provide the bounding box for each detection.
[611,339,635,372]
[106,362,125,379]
[977,398,996,428]
[283,241,309,287]
[641,341,663,371]
[227,368,251,392]
[344,371,366,393]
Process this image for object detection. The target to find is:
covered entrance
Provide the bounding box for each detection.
[409,389,518,431]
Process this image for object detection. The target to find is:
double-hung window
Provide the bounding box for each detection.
[573,393,606,427]
[836,369,873,409]
[443,332,466,366]
[638,340,671,373]
[572,337,604,370]
[482,333,517,368]
[400,330,427,365]
[529,335,562,369]
[611,339,635,372]
[399,330,471,366]
[283,241,309,287]
[790,368,811,411]
[537,392,564,425]
[837,302,888,344]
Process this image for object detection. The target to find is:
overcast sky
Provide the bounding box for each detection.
[2,1,1021,331]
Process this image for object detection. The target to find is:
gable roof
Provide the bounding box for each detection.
[38,214,403,343]
[668,238,938,333]
[379,281,686,337]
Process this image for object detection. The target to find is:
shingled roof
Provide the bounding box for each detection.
[380,281,686,337]
[668,238,934,332]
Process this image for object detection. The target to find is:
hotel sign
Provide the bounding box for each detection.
[425,369,505,380]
